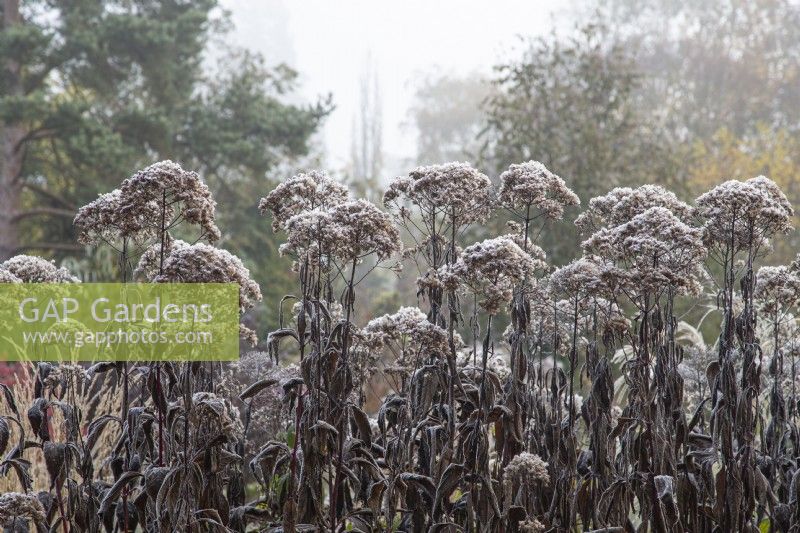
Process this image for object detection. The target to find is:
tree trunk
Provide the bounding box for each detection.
[0,130,24,260]
[1,0,26,260]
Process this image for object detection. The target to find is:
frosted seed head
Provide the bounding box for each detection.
[384,162,494,225]
[0,255,80,283]
[498,160,579,219]
[119,160,220,243]
[259,170,350,232]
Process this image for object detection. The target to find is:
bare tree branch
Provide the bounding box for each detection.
[22,182,77,210]
[11,207,75,222]
[14,242,84,253]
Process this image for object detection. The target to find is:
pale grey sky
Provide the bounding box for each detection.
[221,0,569,174]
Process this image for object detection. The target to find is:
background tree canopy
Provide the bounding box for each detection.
[1,0,331,328]
[479,23,680,261]
[470,0,800,266]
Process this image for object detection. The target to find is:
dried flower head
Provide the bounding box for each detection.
[74,188,159,245]
[441,236,546,314]
[187,391,243,440]
[44,363,89,389]
[549,256,615,299]
[0,268,21,283]
[133,238,190,281]
[259,170,350,232]
[154,243,262,313]
[364,307,457,360]
[384,162,493,224]
[755,265,800,315]
[519,518,546,533]
[119,160,220,242]
[575,184,693,235]
[1,255,80,283]
[228,350,274,378]
[581,206,706,296]
[281,199,401,263]
[457,350,511,380]
[695,175,793,251]
[498,160,579,219]
[505,232,549,265]
[328,199,401,261]
[240,324,259,347]
[279,207,332,266]
[0,492,46,526]
[504,452,550,486]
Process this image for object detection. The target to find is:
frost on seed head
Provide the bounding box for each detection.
[581,206,706,296]
[755,265,800,315]
[0,492,46,526]
[133,238,191,281]
[441,236,546,314]
[281,199,401,263]
[259,170,350,232]
[364,306,458,360]
[384,162,494,224]
[74,188,159,245]
[575,184,693,235]
[695,175,794,252]
[119,160,221,243]
[153,243,262,314]
[504,452,550,487]
[498,160,579,219]
[457,349,511,380]
[519,518,546,533]
[0,268,21,283]
[549,255,616,299]
[0,255,80,283]
[327,199,402,261]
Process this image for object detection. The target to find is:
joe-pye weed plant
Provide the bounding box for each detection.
[0,159,797,533]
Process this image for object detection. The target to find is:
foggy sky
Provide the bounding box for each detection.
[221,0,568,175]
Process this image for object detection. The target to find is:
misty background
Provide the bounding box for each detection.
[221,0,568,174]
[3,0,800,337]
